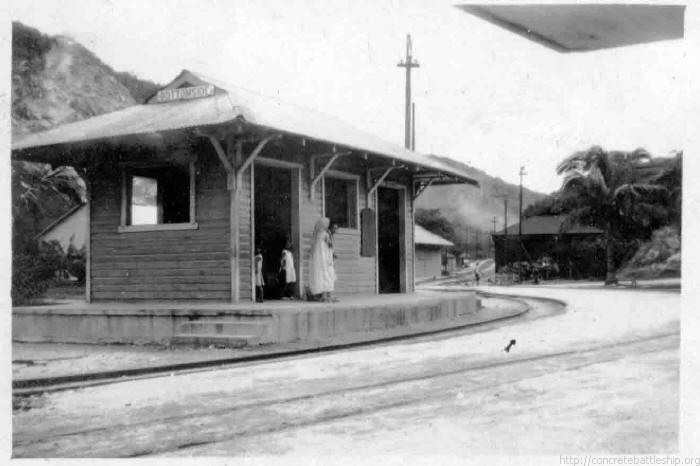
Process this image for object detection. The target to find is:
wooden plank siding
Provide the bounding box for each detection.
[90,145,231,301]
[88,137,416,301]
[297,161,377,296]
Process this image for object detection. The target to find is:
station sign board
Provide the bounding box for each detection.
[152,84,215,103]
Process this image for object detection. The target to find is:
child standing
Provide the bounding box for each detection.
[254,246,264,303]
[279,241,296,299]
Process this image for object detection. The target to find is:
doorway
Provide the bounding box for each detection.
[377,187,402,293]
[254,164,293,299]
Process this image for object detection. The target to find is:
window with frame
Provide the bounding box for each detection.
[324,175,358,229]
[120,161,196,231]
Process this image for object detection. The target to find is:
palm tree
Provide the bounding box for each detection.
[556,146,667,284]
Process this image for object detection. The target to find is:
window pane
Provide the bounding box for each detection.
[159,166,190,223]
[131,176,158,225]
[127,165,191,226]
[325,177,356,229]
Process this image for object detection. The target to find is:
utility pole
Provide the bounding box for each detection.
[398,34,419,149]
[490,216,497,258]
[465,225,470,260]
[518,166,527,282]
[494,194,509,269]
[503,198,509,266]
[475,230,480,258]
[519,166,526,237]
[411,102,416,150]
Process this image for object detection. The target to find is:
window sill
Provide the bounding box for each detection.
[335,227,359,235]
[118,223,198,233]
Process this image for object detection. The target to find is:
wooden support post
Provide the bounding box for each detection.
[250,161,256,302]
[75,166,92,303]
[365,168,372,207]
[85,177,92,303]
[230,141,242,302]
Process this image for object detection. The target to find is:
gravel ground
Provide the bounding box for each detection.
[12,286,679,456]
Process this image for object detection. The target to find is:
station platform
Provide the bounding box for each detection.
[12,291,503,348]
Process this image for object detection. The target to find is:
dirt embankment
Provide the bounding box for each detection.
[618,226,681,280]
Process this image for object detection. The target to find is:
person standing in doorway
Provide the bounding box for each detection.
[279,240,296,299]
[309,217,337,302]
[254,246,264,303]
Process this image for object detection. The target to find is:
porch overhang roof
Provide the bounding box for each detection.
[458,4,684,52]
[12,70,478,187]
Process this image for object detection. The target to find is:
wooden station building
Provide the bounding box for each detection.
[13,70,478,303]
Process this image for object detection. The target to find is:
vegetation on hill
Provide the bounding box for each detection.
[11,21,162,303]
[554,147,681,283]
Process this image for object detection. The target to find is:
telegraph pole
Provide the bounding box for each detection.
[465,225,470,260]
[518,166,527,282]
[490,216,497,258]
[519,166,526,237]
[411,103,416,150]
[494,194,509,269]
[398,34,419,149]
[504,199,509,266]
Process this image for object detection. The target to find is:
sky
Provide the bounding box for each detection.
[8,0,688,193]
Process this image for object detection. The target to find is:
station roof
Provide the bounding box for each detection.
[493,215,603,236]
[458,4,684,52]
[12,70,479,186]
[415,224,455,247]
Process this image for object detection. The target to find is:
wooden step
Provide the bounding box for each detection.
[170,333,260,348]
[178,320,269,336]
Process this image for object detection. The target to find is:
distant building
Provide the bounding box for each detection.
[414,225,454,279]
[36,203,88,252]
[491,215,603,278]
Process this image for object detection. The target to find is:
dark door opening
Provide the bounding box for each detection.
[254,164,292,299]
[377,187,401,293]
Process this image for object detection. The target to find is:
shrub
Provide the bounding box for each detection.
[12,240,65,304]
[65,244,86,284]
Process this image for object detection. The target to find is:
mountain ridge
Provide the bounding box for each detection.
[419,155,548,234]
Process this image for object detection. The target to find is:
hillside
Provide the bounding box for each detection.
[418,155,548,234]
[11,21,161,234]
[12,21,160,137]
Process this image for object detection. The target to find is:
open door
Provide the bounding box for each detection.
[377,187,402,293]
[254,164,293,299]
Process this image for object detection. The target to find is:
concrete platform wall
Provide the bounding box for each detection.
[13,292,479,346]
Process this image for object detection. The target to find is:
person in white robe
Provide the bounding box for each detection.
[309,217,336,301]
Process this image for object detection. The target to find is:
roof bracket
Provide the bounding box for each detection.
[309,151,350,200]
[412,177,436,201]
[367,166,395,199]
[203,134,236,190]
[235,134,282,193]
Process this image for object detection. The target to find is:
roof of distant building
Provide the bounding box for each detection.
[493,215,603,236]
[415,224,455,247]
